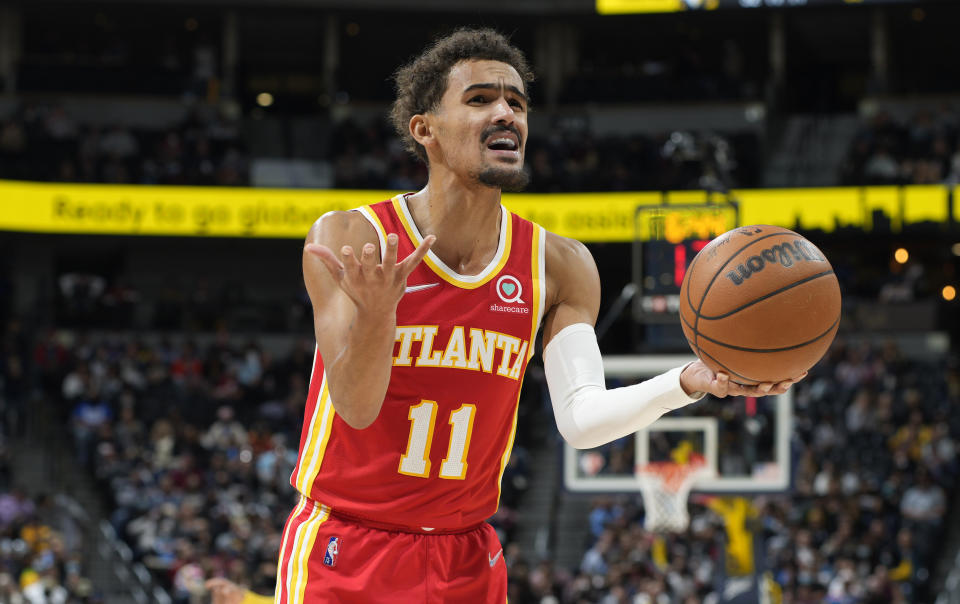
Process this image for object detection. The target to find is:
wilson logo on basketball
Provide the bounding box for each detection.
[725,240,827,286]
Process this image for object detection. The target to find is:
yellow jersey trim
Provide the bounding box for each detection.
[496,393,522,505]
[392,194,512,289]
[274,495,308,603]
[295,370,336,495]
[497,223,545,503]
[287,503,330,604]
[529,225,546,359]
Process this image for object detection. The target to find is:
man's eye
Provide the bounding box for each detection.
[469,95,487,103]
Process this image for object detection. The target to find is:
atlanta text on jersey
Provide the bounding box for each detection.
[392,325,529,380]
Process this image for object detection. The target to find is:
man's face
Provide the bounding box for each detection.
[429,59,529,191]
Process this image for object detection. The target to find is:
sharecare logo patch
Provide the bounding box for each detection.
[495,275,524,304]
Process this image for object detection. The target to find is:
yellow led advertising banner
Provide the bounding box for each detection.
[0,180,952,242]
[596,0,923,14]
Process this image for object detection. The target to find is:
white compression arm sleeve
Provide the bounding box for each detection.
[543,323,705,450]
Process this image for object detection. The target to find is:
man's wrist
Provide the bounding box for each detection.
[679,363,705,399]
[352,306,398,335]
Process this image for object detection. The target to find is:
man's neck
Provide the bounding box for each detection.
[404,172,503,277]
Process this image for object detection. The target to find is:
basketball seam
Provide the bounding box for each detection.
[691,232,792,346]
[693,269,836,320]
[684,249,703,358]
[696,348,761,384]
[693,314,840,353]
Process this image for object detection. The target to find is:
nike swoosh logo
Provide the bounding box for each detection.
[488,549,503,567]
[404,283,440,294]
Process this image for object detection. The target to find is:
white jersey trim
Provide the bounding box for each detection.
[397,193,509,284]
[354,205,387,259]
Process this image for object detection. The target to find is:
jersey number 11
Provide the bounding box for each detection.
[398,400,476,480]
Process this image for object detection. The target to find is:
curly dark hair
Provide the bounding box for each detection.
[389,27,535,164]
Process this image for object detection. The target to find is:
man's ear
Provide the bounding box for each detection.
[409,114,433,147]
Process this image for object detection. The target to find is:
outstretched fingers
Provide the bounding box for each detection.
[382,233,399,267]
[307,235,435,307]
[359,242,378,268]
[305,243,347,283]
[398,235,436,277]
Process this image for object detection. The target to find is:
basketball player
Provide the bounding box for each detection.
[275,28,802,603]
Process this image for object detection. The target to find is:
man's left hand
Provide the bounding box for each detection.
[680,360,805,399]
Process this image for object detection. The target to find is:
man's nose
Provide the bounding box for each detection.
[491,97,514,124]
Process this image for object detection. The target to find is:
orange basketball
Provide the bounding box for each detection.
[678,225,842,385]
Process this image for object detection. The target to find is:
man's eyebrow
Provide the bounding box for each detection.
[462,83,528,103]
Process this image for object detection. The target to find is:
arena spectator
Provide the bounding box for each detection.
[0,492,92,604]
[0,103,249,186]
[841,105,960,186]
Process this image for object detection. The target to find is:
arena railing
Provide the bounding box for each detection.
[57,494,172,604]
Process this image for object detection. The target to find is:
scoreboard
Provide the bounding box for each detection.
[632,202,738,325]
[598,0,938,13]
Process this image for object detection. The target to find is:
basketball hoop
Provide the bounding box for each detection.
[636,457,710,533]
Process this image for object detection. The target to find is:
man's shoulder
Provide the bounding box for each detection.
[540,228,600,305]
[308,207,380,248]
[314,197,392,228]
[542,230,593,270]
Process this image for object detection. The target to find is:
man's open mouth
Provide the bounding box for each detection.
[486,137,518,151]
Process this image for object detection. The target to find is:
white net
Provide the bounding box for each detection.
[637,460,710,533]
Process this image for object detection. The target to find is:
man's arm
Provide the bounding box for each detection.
[303,211,433,429]
[540,233,801,449]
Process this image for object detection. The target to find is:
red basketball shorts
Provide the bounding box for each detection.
[274,496,507,603]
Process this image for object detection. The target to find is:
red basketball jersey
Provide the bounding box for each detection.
[290,194,546,531]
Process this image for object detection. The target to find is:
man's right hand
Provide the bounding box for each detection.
[306,232,435,315]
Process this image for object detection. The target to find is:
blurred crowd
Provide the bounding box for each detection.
[33,331,534,603]
[12,99,960,193]
[0,320,96,604]
[535,341,958,604]
[1,320,25,488]
[329,117,758,193]
[0,100,759,192]
[11,97,960,194]
[840,106,960,186]
[0,103,248,186]
[53,271,304,335]
[36,331,309,602]
[0,490,93,604]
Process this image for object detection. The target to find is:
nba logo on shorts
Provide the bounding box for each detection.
[323,536,340,568]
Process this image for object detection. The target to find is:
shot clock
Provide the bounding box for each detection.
[631,201,739,325]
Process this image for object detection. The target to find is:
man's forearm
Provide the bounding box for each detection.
[323,311,396,429]
[544,323,703,449]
